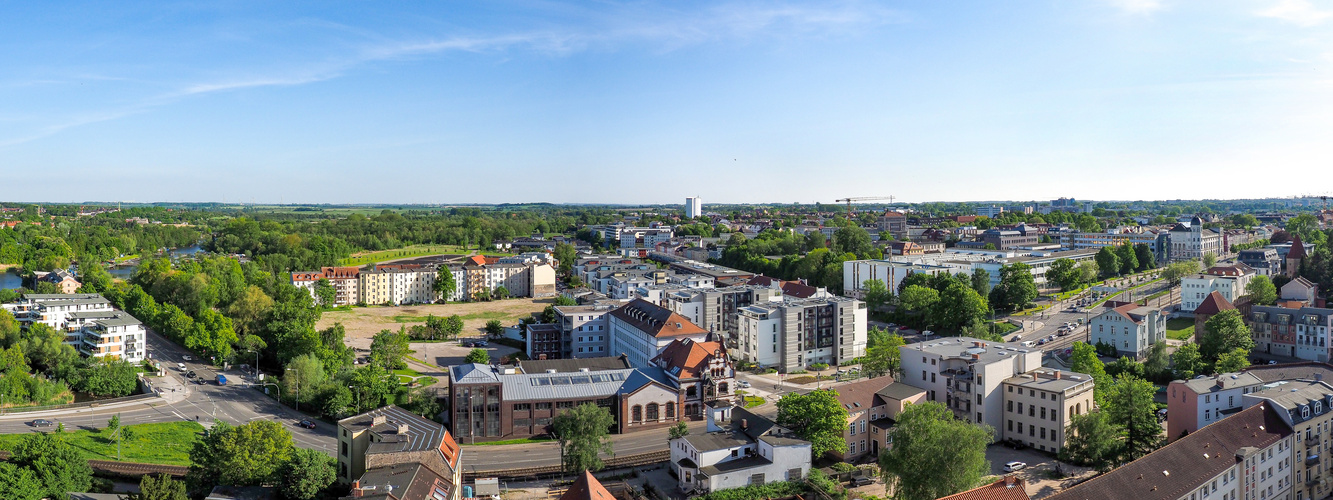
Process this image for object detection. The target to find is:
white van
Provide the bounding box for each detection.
[1021,341,1036,347]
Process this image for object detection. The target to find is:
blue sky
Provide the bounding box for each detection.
[3,0,1332,205]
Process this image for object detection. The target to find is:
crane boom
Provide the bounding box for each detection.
[834,196,896,218]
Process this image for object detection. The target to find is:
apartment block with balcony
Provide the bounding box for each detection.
[1243,380,1333,500]
[81,313,146,363]
[899,338,1043,440]
[1166,372,1266,440]
[735,296,866,373]
[1001,368,1096,453]
[664,286,782,347]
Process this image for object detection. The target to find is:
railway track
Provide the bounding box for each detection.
[463,450,670,481]
[0,450,188,478]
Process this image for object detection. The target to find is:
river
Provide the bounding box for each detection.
[1,244,204,290]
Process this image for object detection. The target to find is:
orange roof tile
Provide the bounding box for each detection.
[652,339,726,380]
[939,477,1031,500]
[1193,291,1235,316]
[560,470,616,500]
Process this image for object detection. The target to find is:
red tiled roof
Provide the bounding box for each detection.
[1047,405,1290,500]
[651,338,726,380]
[560,470,616,500]
[938,477,1031,500]
[438,430,460,469]
[1193,291,1235,316]
[1110,304,1142,324]
[466,255,487,266]
[609,299,709,338]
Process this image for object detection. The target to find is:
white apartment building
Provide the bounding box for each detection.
[735,296,867,372]
[1170,217,1224,262]
[842,259,970,297]
[1089,304,1166,359]
[899,337,1043,439]
[3,293,114,330]
[1181,264,1256,313]
[81,313,147,363]
[609,299,711,368]
[671,406,811,496]
[618,227,675,249]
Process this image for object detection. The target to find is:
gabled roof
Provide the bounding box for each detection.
[609,299,709,338]
[466,255,487,266]
[1107,303,1152,324]
[829,377,898,413]
[651,338,726,380]
[559,470,616,500]
[1046,405,1290,500]
[1193,291,1235,316]
[937,477,1031,500]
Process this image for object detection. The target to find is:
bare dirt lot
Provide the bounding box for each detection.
[317,298,553,342]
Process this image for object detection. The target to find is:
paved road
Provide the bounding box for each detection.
[0,330,337,455]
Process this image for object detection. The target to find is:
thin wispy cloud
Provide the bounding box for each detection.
[1258,0,1333,26]
[1104,0,1165,15]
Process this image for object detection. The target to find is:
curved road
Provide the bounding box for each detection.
[0,330,336,455]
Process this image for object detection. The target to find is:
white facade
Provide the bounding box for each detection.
[556,306,612,358]
[685,197,703,219]
[734,297,867,372]
[1181,272,1254,313]
[81,315,147,363]
[899,337,1043,440]
[670,407,811,496]
[1089,305,1166,359]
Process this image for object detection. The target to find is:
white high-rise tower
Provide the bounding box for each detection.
[685,197,703,219]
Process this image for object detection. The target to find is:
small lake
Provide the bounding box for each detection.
[1,244,204,290]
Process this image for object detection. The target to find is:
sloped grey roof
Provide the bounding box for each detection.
[499,366,676,401]
[450,363,500,384]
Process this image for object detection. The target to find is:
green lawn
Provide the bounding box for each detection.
[742,396,765,408]
[393,368,422,377]
[1167,318,1195,341]
[0,421,204,466]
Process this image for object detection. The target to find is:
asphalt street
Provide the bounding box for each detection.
[0,329,337,455]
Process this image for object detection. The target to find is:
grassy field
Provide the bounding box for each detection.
[1167,318,1195,341]
[319,298,550,342]
[0,421,204,466]
[339,245,466,267]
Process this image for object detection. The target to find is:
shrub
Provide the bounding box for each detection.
[809,363,830,371]
[830,462,858,473]
[696,480,807,500]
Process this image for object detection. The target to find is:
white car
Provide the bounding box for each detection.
[737,381,751,388]
[1004,461,1027,472]
[182,355,193,361]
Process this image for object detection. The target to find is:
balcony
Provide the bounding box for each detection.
[1308,436,1321,447]
[1307,454,1320,467]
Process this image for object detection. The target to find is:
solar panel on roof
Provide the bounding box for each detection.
[571,376,591,384]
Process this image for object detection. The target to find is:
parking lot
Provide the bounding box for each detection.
[986,445,1090,499]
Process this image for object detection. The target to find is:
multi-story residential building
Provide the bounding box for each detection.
[291,266,361,306]
[447,359,680,441]
[663,286,782,344]
[651,338,736,418]
[971,248,1101,290]
[976,205,1005,218]
[1089,304,1166,359]
[3,293,114,330]
[1240,248,1283,276]
[527,303,617,359]
[671,406,811,495]
[876,211,908,239]
[661,258,756,287]
[1166,372,1265,440]
[1181,264,1256,313]
[1282,277,1318,305]
[360,264,439,305]
[1001,368,1096,453]
[1170,216,1224,262]
[899,337,1043,439]
[735,296,867,372]
[829,377,927,461]
[1045,404,1291,500]
[609,299,711,368]
[1250,304,1333,362]
[618,227,675,249]
[80,313,146,363]
[685,197,703,219]
[1243,380,1333,500]
[337,405,463,500]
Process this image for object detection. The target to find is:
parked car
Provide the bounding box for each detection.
[1037,339,1048,345]
[737,381,751,388]
[298,420,317,429]
[475,341,488,347]
[30,419,54,427]
[1004,461,1027,472]
[1021,341,1036,347]
[1269,360,1279,365]
[1003,438,1027,450]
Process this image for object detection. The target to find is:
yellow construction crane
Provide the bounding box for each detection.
[834,196,896,218]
